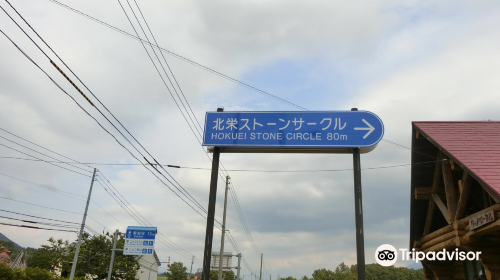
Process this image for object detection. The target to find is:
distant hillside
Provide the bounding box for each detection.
[406,261,423,270]
[0,232,22,249]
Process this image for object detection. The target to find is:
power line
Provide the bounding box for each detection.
[45,0,307,111]
[0,126,95,169]
[0,195,109,232]
[0,134,92,173]
[0,155,443,172]
[0,208,79,225]
[96,173,201,263]
[0,215,80,229]
[0,171,85,200]
[0,4,216,230]
[0,130,199,264]
[39,0,263,271]
[0,16,210,239]
[0,221,77,233]
[0,142,91,177]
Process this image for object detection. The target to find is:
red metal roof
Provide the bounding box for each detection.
[413,121,500,198]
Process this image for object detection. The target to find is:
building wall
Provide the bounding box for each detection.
[137,254,160,280]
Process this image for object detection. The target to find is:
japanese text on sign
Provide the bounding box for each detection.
[203,111,384,148]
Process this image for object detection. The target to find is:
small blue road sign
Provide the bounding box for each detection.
[203,111,384,149]
[124,226,157,255]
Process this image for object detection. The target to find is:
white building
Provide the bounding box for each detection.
[136,251,161,280]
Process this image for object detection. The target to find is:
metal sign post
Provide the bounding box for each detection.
[201,109,383,280]
[201,106,223,280]
[353,147,365,279]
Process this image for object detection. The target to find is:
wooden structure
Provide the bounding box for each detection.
[410,122,500,280]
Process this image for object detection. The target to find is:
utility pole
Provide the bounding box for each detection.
[218,176,230,280]
[259,254,263,280]
[236,253,242,280]
[69,168,97,280]
[189,255,194,280]
[107,229,119,280]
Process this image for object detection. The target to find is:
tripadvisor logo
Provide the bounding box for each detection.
[375,244,398,266]
[375,244,482,266]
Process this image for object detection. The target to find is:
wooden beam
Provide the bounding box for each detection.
[420,225,454,244]
[415,187,431,200]
[483,188,492,208]
[423,154,443,236]
[422,236,456,253]
[433,193,452,224]
[421,230,465,250]
[442,159,459,223]
[449,159,463,171]
[455,171,472,221]
[459,220,500,246]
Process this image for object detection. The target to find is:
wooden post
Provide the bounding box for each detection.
[423,153,442,236]
[455,171,472,221]
[432,193,451,224]
[442,158,459,223]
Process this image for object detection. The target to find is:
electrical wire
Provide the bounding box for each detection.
[0,129,199,265]
[0,171,85,200]
[0,17,213,229]
[45,0,306,111]
[0,215,80,229]
[0,142,91,177]
[0,195,109,232]
[3,2,225,255]
[0,126,95,169]
[0,208,79,224]
[5,1,265,272]
[0,134,92,173]
[0,221,77,233]
[0,18,211,258]
[0,155,443,172]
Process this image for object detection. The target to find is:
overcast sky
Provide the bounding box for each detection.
[1,0,500,278]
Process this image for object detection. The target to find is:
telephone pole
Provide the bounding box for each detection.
[259,254,263,280]
[218,176,230,280]
[189,255,194,280]
[69,168,97,280]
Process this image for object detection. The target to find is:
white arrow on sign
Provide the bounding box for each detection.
[354,119,375,139]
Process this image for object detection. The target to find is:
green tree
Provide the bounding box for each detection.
[0,262,69,280]
[203,269,236,280]
[281,277,298,280]
[28,233,139,280]
[310,263,424,280]
[28,237,71,274]
[312,268,335,280]
[167,261,188,280]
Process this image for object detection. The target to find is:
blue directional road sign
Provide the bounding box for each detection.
[203,111,384,149]
[123,226,157,256]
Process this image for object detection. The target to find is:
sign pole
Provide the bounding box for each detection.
[107,229,119,280]
[236,253,241,280]
[202,108,223,280]
[353,147,365,279]
[202,147,221,280]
